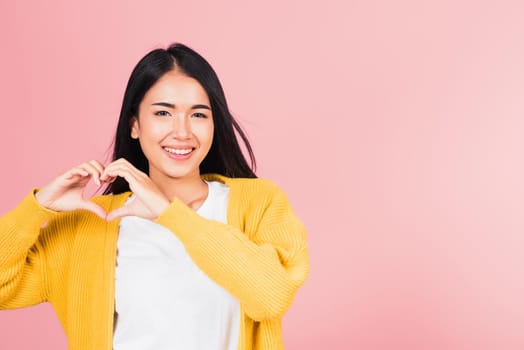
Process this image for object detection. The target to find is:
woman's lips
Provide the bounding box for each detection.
[162,146,194,160]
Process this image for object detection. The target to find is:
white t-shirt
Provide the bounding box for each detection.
[113,181,240,350]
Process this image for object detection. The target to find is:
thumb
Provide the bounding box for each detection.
[106,205,134,222]
[78,201,107,220]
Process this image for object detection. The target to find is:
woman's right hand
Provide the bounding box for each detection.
[35,160,108,219]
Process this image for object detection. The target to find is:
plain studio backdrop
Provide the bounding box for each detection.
[2,0,524,349]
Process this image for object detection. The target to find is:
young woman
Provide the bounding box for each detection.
[0,43,309,350]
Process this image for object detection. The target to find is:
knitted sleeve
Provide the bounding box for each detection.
[0,191,57,309]
[155,180,310,321]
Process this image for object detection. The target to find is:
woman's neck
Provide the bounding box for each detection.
[151,173,209,210]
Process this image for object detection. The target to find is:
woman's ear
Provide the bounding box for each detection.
[130,116,139,139]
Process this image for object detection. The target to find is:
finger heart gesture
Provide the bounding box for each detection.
[101,159,169,221]
[35,159,169,221]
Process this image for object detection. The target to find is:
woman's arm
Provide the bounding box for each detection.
[98,160,309,321]
[0,160,109,309]
[0,191,57,309]
[156,182,309,322]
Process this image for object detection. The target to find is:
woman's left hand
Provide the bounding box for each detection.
[101,158,170,221]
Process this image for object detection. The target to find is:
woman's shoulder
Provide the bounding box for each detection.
[202,174,294,213]
[202,174,282,194]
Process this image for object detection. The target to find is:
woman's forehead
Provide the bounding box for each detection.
[143,71,210,105]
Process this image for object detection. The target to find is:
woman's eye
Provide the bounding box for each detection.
[155,111,170,117]
[192,112,207,118]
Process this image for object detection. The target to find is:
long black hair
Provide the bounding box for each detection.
[104,43,257,194]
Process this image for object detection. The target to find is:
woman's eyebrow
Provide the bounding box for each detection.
[151,102,175,108]
[192,104,211,110]
[151,102,211,110]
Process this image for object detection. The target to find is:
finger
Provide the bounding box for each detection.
[111,158,133,167]
[78,201,107,220]
[103,158,144,179]
[106,206,134,222]
[78,162,103,186]
[88,160,106,176]
[101,175,117,184]
[103,160,138,174]
[101,167,138,187]
[66,168,89,179]
[100,162,120,181]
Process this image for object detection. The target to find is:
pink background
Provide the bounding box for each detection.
[2,0,524,349]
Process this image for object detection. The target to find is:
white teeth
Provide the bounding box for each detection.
[164,147,192,155]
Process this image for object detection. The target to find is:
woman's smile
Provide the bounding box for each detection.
[163,146,195,159]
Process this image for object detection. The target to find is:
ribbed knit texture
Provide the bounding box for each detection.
[0,175,309,350]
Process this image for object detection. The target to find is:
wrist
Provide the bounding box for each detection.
[31,189,60,215]
[34,188,54,210]
[154,198,170,218]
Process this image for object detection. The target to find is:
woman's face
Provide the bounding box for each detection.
[131,69,214,183]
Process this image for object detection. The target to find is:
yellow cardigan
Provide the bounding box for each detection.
[0,174,309,350]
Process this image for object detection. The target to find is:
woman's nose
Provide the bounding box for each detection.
[171,115,191,139]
